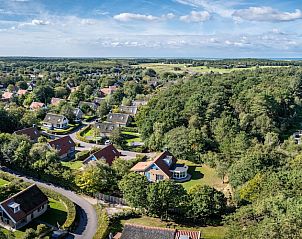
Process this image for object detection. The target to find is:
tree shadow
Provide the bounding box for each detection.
[188,166,204,180]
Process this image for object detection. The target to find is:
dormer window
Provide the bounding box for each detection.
[8,202,20,213]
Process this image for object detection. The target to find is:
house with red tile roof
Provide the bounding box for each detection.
[99,85,118,96]
[131,151,190,182]
[50,97,64,106]
[14,126,40,142]
[83,144,121,165]
[115,224,201,239]
[1,92,14,101]
[17,89,27,96]
[0,184,48,230]
[29,101,45,110]
[48,135,75,160]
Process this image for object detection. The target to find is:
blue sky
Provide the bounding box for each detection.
[0,0,302,57]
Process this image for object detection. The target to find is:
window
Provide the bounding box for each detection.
[156,175,164,181]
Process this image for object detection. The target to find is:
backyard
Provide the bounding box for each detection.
[177,161,225,192]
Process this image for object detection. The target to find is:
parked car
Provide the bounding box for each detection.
[52,230,69,239]
[105,140,112,145]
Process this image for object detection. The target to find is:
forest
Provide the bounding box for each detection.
[136,66,302,238]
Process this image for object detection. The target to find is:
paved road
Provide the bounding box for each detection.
[45,121,156,160]
[2,168,98,239]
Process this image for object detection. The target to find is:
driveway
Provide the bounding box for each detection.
[1,168,98,239]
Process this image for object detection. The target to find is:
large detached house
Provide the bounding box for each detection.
[83,144,121,165]
[119,106,138,116]
[43,113,69,129]
[48,135,75,160]
[131,151,190,182]
[106,113,131,127]
[0,184,48,230]
[94,122,119,137]
[115,224,201,239]
[14,126,40,142]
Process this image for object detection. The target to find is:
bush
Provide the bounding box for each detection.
[110,210,141,221]
[93,205,110,239]
[75,147,101,161]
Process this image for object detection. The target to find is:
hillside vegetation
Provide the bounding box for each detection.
[137,67,302,238]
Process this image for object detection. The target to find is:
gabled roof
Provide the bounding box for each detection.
[79,101,98,110]
[17,89,27,96]
[107,113,130,125]
[119,106,138,115]
[84,144,121,165]
[51,97,64,106]
[48,135,75,156]
[30,102,45,109]
[120,224,201,239]
[43,113,67,125]
[131,151,177,178]
[95,122,119,133]
[120,224,175,239]
[14,126,40,141]
[0,184,48,223]
[100,86,117,95]
[2,92,14,99]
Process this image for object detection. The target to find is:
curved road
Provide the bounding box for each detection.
[2,168,98,239]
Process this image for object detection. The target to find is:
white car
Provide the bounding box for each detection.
[105,140,112,145]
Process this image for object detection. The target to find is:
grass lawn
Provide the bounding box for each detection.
[0,178,8,187]
[122,131,143,146]
[119,216,227,239]
[61,160,83,170]
[38,198,67,227]
[177,161,224,192]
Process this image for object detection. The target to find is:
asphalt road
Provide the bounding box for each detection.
[45,121,156,160]
[2,168,98,239]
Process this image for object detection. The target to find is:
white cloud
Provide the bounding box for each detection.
[180,11,210,22]
[233,7,302,22]
[113,13,159,22]
[113,12,176,22]
[18,19,50,27]
[175,0,235,18]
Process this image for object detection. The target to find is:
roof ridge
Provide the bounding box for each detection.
[125,223,176,232]
[0,184,37,205]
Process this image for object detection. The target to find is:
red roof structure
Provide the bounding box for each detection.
[48,135,75,156]
[84,144,121,165]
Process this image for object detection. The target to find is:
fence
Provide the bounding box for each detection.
[96,193,127,206]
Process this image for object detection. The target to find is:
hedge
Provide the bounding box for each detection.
[120,126,138,133]
[75,125,91,143]
[39,187,76,230]
[93,205,110,239]
[41,123,81,135]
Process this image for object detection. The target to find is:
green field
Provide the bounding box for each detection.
[177,161,224,192]
[61,160,83,170]
[122,131,143,145]
[119,216,227,239]
[140,63,288,75]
